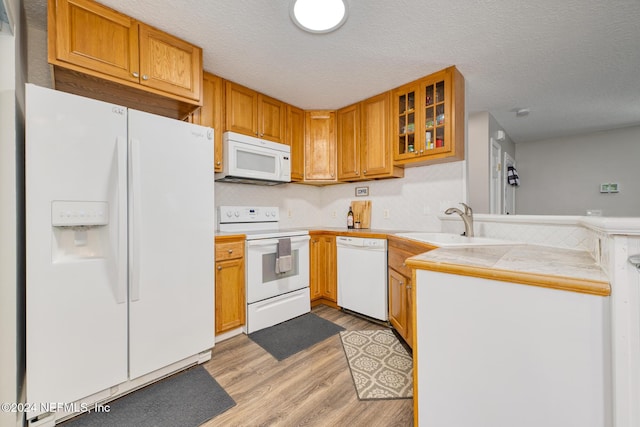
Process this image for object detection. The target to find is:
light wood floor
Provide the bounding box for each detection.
[202,305,413,427]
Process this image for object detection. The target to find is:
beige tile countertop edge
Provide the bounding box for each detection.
[405,245,611,297]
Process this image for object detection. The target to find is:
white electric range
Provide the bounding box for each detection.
[217,206,310,333]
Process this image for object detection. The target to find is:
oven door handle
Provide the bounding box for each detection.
[247,235,310,247]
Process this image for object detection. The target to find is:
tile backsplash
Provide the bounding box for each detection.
[214,161,466,231]
[215,161,605,255]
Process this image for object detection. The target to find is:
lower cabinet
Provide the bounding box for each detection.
[309,233,337,307]
[214,236,245,334]
[389,268,411,345]
[388,236,435,348]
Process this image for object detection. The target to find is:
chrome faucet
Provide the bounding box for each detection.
[445,203,474,237]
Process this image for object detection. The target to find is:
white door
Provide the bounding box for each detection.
[503,152,516,215]
[490,139,502,214]
[127,110,214,379]
[26,85,129,405]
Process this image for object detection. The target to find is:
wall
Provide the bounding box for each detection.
[516,125,640,216]
[215,162,466,231]
[468,112,516,214]
[1,0,25,425]
[468,112,490,213]
[0,27,18,427]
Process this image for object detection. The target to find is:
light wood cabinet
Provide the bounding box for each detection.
[137,24,201,101]
[48,0,202,119]
[287,105,306,181]
[337,93,404,181]
[304,111,337,183]
[215,237,245,334]
[337,103,360,181]
[392,66,465,166]
[224,81,286,144]
[387,236,435,348]
[360,92,404,179]
[309,234,337,307]
[198,72,224,172]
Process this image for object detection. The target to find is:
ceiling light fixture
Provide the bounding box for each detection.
[290,0,348,34]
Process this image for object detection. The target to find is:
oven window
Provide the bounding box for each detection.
[261,250,300,282]
[237,150,276,174]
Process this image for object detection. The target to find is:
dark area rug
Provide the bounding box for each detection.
[248,312,345,361]
[61,366,235,427]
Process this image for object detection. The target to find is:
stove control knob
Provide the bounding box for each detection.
[270,210,276,217]
[226,211,232,218]
[234,211,240,217]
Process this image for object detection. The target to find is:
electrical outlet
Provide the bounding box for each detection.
[287,208,293,218]
[331,210,337,218]
[383,209,390,219]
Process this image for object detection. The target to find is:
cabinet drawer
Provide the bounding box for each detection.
[215,241,244,261]
[388,247,414,277]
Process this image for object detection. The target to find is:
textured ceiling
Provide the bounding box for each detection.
[23,0,640,143]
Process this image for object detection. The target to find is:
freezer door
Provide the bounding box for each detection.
[127,110,215,379]
[25,84,129,405]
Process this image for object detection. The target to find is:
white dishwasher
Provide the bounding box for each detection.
[336,236,388,321]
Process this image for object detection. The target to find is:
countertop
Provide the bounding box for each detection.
[405,244,610,296]
[214,228,610,296]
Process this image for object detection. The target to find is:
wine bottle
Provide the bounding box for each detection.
[347,206,354,229]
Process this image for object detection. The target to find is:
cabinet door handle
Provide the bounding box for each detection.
[132,72,139,78]
[399,281,403,286]
[363,169,367,174]
[407,285,412,290]
[216,161,221,166]
[217,265,222,270]
[228,249,233,254]
[142,75,149,81]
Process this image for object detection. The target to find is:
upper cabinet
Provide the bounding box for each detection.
[337,103,360,181]
[224,81,286,144]
[137,24,202,101]
[359,92,404,179]
[287,105,306,182]
[304,111,337,183]
[337,93,403,181]
[48,0,203,119]
[393,66,465,166]
[199,72,224,172]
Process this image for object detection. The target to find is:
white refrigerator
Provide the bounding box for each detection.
[25,84,214,423]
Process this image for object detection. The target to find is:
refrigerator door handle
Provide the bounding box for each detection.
[130,138,142,302]
[115,136,127,304]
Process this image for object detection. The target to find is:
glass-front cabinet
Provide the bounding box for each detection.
[393,66,465,166]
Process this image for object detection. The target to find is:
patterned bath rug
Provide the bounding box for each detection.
[340,329,413,400]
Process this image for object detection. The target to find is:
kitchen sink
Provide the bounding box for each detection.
[394,232,517,248]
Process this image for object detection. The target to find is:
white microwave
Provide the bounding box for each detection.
[215,132,291,185]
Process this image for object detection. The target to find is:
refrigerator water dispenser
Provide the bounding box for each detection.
[51,201,110,262]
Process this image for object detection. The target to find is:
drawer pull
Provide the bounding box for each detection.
[228,249,233,254]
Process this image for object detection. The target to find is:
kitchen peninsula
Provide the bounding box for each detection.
[404,215,640,427]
